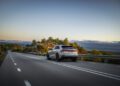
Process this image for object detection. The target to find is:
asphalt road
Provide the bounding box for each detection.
[0,52,120,86]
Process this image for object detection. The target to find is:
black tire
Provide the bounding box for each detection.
[71,58,77,62]
[56,53,61,62]
[47,54,51,60]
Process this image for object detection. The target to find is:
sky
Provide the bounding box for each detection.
[0,0,120,41]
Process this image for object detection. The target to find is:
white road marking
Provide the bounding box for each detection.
[14,52,120,81]
[50,61,120,81]
[9,54,15,62]
[17,68,21,72]
[24,80,31,86]
[11,57,14,62]
[16,53,43,60]
[14,63,17,66]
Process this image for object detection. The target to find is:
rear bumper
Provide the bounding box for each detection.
[61,55,78,58]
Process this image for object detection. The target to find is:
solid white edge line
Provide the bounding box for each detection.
[62,64,120,80]
[17,68,21,72]
[62,64,120,78]
[50,61,120,81]
[24,80,31,86]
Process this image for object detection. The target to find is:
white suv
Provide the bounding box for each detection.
[47,45,78,62]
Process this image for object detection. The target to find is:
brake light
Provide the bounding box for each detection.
[61,50,77,52]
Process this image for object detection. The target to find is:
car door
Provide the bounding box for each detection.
[48,48,54,59]
[48,48,53,58]
[52,46,60,59]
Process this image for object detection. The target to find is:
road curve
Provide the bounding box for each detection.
[0,52,120,86]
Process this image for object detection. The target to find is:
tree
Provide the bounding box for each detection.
[91,49,102,55]
[11,44,23,52]
[48,37,53,42]
[54,38,59,44]
[22,37,89,55]
[0,46,1,53]
[41,38,46,43]
[31,40,38,52]
[32,40,37,46]
[23,47,32,52]
[63,38,69,45]
[37,44,48,53]
[78,47,87,54]
[70,42,87,54]
[70,42,78,48]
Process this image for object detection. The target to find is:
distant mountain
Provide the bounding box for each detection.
[0,40,32,46]
[71,40,120,52]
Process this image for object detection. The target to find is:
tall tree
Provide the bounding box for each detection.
[41,38,46,43]
[91,49,102,55]
[70,42,78,48]
[32,40,37,46]
[63,38,69,45]
[48,37,53,42]
[78,47,87,54]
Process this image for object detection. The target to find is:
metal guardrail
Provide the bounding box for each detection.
[78,54,120,64]
[79,54,120,59]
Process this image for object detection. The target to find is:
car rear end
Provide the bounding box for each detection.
[60,46,78,61]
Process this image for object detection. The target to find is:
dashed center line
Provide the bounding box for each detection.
[11,57,14,62]
[17,68,21,72]
[24,80,31,86]
[14,63,17,66]
[9,54,15,63]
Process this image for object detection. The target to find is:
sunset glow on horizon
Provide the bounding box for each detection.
[0,0,120,42]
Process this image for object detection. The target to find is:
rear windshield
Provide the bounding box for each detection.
[62,46,74,49]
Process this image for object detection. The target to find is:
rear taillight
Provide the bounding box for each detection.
[61,50,77,52]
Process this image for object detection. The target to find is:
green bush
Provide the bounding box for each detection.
[91,49,102,55]
[0,45,7,66]
[80,56,93,61]
[93,58,103,62]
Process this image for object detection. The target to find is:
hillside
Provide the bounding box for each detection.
[72,40,120,52]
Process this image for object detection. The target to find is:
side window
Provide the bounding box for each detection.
[55,46,60,49]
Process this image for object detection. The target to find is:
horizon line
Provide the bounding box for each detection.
[0,39,120,42]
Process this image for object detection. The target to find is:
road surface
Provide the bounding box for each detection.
[0,52,120,86]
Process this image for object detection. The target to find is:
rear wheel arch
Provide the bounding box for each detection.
[47,53,51,60]
[56,53,61,61]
